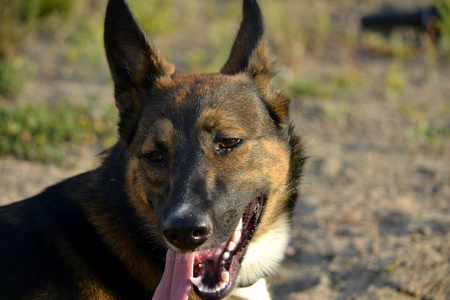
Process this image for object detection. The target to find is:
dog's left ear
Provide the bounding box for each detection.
[104,0,175,139]
[221,0,289,125]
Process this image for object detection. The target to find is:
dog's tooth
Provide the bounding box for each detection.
[198,283,214,294]
[231,230,241,243]
[227,241,237,251]
[217,280,227,291]
[190,276,202,287]
[221,270,230,283]
[222,251,230,260]
[236,218,243,231]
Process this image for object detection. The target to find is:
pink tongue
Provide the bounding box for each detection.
[152,249,195,300]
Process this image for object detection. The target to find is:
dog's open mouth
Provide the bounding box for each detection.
[191,195,263,299]
[152,196,264,300]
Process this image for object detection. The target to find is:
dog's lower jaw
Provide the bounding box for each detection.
[235,214,290,288]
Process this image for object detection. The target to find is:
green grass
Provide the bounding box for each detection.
[129,0,177,35]
[385,256,403,274]
[384,61,406,99]
[261,0,333,65]
[278,68,364,99]
[398,101,450,147]
[0,59,26,97]
[437,0,450,57]
[405,119,450,147]
[0,101,118,162]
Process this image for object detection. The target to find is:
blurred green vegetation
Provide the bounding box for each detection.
[277,69,365,99]
[398,101,450,147]
[0,59,25,97]
[0,0,105,96]
[437,0,450,57]
[0,101,118,162]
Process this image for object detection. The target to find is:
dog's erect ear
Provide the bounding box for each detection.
[221,0,272,78]
[221,0,289,125]
[104,0,175,139]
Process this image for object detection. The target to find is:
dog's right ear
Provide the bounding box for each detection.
[104,0,175,139]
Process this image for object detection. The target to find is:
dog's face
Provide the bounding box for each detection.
[130,73,287,248]
[104,0,303,299]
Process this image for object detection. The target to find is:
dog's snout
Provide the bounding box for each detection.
[163,214,212,251]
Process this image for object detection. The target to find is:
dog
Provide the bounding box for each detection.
[0,0,305,299]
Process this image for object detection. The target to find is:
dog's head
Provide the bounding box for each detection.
[104,0,304,299]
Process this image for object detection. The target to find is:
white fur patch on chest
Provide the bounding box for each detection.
[231,277,271,300]
[236,214,290,288]
[232,278,272,300]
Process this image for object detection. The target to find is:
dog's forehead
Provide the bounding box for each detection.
[142,73,266,133]
[152,73,260,105]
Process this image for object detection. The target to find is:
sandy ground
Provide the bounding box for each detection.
[1,1,449,299]
[274,73,450,299]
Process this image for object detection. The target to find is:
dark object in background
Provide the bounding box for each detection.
[361,5,440,37]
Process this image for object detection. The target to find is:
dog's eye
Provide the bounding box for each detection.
[143,151,164,163]
[219,138,241,150]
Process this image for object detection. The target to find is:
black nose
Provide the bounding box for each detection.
[163,214,212,251]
